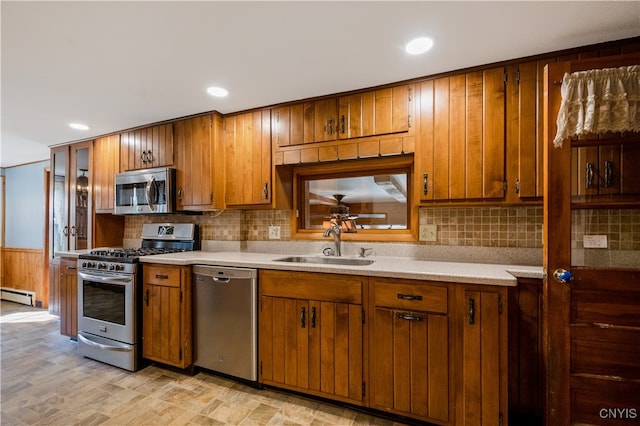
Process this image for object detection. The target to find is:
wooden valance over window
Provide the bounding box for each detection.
[554,64,640,147]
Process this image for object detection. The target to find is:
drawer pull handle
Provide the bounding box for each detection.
[155,274,169,280]
[397,293,422,301]
[397,312,423,321]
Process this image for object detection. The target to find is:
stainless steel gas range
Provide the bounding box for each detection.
[77,223,198,371]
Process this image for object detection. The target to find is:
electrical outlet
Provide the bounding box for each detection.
[419,225,437,242]
[268,226,281,240]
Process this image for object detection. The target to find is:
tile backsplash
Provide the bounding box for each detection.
[124,206,544,248]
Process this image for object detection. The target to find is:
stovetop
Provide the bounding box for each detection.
[79,247,187,263]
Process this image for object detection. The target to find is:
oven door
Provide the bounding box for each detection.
[78,270,136,344]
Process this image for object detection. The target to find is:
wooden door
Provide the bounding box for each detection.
[370,307,449,423]
[544,54,640,425]
[59,259,77,338]
[142,282,183,367]
[120,123,173,171]
[50,146,70,254]
[224,111,272,206]
[458,286,508,426]
[174,114,222,211]
[93,134,120,213]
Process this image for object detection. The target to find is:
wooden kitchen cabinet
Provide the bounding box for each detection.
[259,270,365,405]
[50,142,92,254]
[120,123,173,171]
[93,134,120,213]
[456,285,509,426]
[416,67,506,202]
[223,110,272,206]
[369,278,451,424]
[142,264,192,369]
[174,113,224,211]
[59,258,78,338]
[506,61,544,201]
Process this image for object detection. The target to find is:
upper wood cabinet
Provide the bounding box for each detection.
[506,62,544,202]
[416,68,506,202]
[93,134,120,213]
[50,142,92,255]
[174,113,224,211]
[120,123,174,171]
[223,110,272,206]
[272,84,413,148]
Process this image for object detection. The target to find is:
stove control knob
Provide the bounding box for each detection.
[98,263,107,270]
[115,265,124,271]
[81,262,87,268]
[108,264,115,271]
[87,262,95,268]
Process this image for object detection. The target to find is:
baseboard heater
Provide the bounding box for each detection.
[1,287,35,306]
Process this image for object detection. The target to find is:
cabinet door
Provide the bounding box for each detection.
[459,287,508,426]
[224,111,272,206]
[69,142,91,251]
[417,69,506,202]
[120,123,174,171]
[50,146,70,254]
[506,62,543,201]
[313,98,338,142]
[174,114,221,210]
[142,282,183,367]
[93,134,120,213]
[375,85,411,136]
[260,296,363,404]
[371,307,449,423]
[260,296,309,388]
[338,92,375,139]
[59,259,77,338]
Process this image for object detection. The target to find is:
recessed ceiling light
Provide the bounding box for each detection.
[405,37,434,55]
[69,123,89,130]
[207,86,229,97]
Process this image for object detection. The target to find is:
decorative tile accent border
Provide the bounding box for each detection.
[419,206,543,248]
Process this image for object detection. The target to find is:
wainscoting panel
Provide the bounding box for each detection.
[0,248,47,308]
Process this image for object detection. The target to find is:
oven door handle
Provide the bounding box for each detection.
[78,333,133,352]
[78,271,133,284]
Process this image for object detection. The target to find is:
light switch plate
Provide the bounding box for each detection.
[583,234,608,248]
[419,225,437,242]
[268,226,281,240]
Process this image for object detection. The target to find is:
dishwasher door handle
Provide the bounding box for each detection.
[212,277,231,283]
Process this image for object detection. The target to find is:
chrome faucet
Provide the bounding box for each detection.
[323,224,342,256]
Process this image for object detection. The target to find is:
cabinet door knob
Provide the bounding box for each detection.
[468,297,475,325]
[263,183,269,200]
[300,306,306,328]
[585,162,595,189]
[604,160,613,188]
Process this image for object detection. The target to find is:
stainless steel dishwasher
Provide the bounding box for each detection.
[193,265,258,382]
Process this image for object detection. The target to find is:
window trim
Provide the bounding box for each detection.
[290,156,418,242]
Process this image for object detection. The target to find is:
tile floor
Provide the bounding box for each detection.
[1,301,408,425]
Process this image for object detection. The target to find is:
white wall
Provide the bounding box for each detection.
[3,160,49,249]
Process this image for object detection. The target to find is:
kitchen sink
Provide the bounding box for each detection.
[274,256,375,266]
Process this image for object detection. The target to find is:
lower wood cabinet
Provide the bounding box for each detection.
[58,258,78,338]
[259,270,365,405]
[457,285,509,426]
[369,278,451,424]
[142,264,192,369]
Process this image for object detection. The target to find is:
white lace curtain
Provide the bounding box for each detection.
[553,65,640,147]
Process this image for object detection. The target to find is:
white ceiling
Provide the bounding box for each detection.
[2,1,639,168]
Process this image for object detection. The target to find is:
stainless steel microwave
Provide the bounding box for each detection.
[114,167,176,214]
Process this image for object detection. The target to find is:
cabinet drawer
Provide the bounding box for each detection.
[260,270,362,304]
[144,266,181,287]
[373,279,448,313]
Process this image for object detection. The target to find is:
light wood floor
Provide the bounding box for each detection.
[1,301,407,425]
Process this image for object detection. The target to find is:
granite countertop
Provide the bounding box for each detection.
[139,251,543,286]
